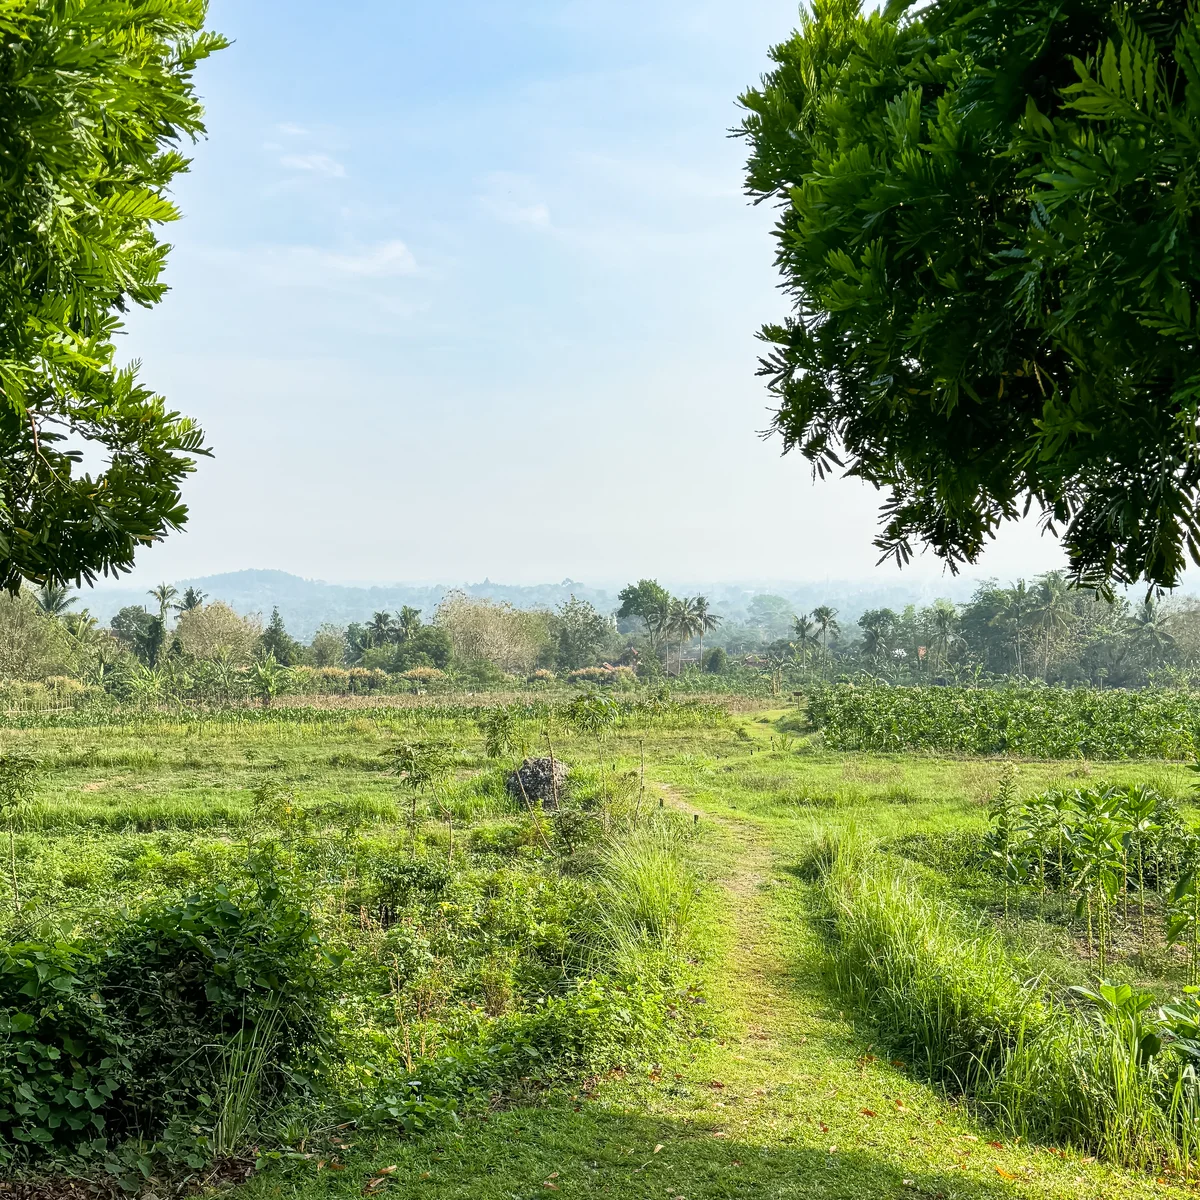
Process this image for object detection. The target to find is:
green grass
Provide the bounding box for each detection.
[8,704,1200,1196]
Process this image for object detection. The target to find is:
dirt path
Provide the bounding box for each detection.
[631,783,1185,1200]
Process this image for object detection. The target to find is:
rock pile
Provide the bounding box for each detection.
[505,756,569,810]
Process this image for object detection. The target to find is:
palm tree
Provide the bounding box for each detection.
[990,579,1033,676]
[397,606,422,641]
[791,615,818,667]
[647,595,673,661]
[368,611,396,647]
[812,606,840,668]
[148,583,178,623]
[34,582,76,617]
[928,602,964,671]
[694,596,721,668]
[173,587,207,614]
[1033,572,1075,678]
[1129,598,1175,671]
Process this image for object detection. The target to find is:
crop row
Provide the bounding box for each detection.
[808,686,1200,758]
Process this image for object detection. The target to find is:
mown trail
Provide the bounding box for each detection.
[237,774,1192,1200]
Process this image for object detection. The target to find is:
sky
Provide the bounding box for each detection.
[113,0,1070,592]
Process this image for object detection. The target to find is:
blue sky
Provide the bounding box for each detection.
[115,0,1067,590]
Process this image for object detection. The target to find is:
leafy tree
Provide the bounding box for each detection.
[704,646,728,674]
[616,580,672,652]
[434,591,550,675]
[260,606,303,667]
[0,3,225,592]
[174,602,261,665]
[740,0,1200,590]
[308,623,347,668]
[747,594,794,640]
[392,625,452,672]
[554,595,613,672]
[110,605,158,663]
[0,592,70,679]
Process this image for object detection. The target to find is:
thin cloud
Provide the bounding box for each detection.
[477,172,552,229]
[277,122,310,136]
[206,240,419,289]
[280,152,346,178]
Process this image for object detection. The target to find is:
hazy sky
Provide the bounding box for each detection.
[115,0,1068,590]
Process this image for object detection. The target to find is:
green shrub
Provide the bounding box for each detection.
[0,867,334,1170]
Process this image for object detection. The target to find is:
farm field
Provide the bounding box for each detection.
[5,700,1200,1198]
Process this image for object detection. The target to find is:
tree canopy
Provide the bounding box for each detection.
[0,1,225,591]
[740,0,1200,591]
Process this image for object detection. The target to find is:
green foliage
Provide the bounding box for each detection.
[260,608,303,667]
[824,843,1200,1168]
[552,596,613,672]
[741,0,1200,589]
[0,1,225,590]
[0,868,331,1170]
[810,684,1200,758]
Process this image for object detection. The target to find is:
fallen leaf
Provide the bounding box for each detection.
[860,1108,876,1118]
[989,1141,1004,1150]
[894,1099,907,1110]
[709,1080,726,1089]
[377,1167,399,1176]
[653,1145,663,1154]
[828,1145,838,1154]
[819,1123,829,1134]
[995,1167,1017,1180]
[961,1134,978,1142]
[547,1173,559,1180]
[712,1131,728,1139]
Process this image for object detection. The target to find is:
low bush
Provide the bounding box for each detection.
[0,862,333,1175]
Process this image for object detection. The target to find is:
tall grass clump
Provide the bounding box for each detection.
[822,834,1041,1089]
[821,840,1200,1170]
[597,826,700,974]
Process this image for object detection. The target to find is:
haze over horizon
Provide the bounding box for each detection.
[114,0,1072,589]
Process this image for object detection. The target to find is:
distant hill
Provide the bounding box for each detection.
[74,569,993,643]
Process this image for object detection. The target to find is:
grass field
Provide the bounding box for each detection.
[6,701,1200,1197]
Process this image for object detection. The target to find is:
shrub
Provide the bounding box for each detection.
[565,665,637,689]
[0,868,333,1170]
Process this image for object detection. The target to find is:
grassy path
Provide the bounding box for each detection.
[236,777,1191,1200]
